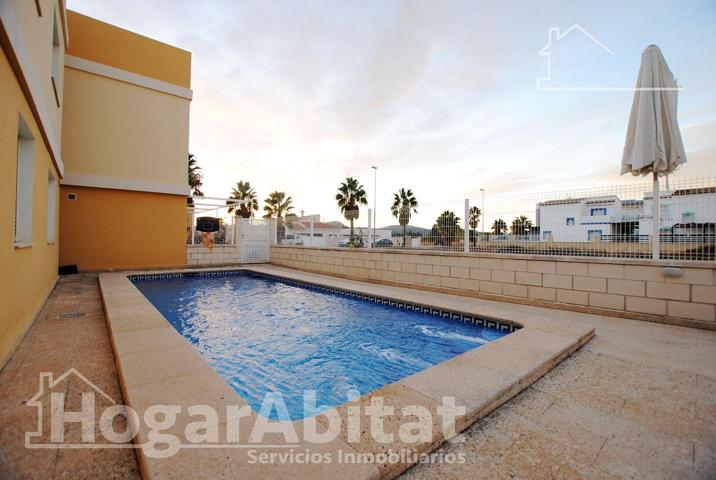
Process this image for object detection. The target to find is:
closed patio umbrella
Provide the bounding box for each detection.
[621,45,686,259]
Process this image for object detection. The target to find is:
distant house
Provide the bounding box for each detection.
[284,216,391,247]
[536,187,716,242]
[285,219,343,247]
[537,195,622,241]
[640,187,716,238]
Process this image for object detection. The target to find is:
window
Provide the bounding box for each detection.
[659,204,672,222]
[566,217,575,226]
[590,208,607,216]
[682,212,695,224]
[543,230,552,240]
[15,116,35,245]
[588,229,602,241]
[51,11,62,108]
[47,171,57,243]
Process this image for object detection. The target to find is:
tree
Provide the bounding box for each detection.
[510,215,533,235]
[492,218,507,235]
[226,181,258,218]
[390,188,418,248]
[335,177,368,242]
[468,206,481,247]
[432,210,462,246]
[187,154,203,206]
[263,191,294,219]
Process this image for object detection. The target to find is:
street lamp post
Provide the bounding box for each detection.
[480,188,486,236]
[371,166,377,246]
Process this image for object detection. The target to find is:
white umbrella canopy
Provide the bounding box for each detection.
[621,45,686,176]
[620,45,686,259]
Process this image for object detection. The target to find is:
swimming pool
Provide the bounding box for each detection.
[133,271,510,419]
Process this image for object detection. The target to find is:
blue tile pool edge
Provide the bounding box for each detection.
[127,269,521,334]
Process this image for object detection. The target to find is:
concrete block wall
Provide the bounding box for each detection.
[186,245,240,266]
[271,246,716,330]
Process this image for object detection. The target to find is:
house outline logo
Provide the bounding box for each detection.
[536,24,683,92]
[25,368,119,449]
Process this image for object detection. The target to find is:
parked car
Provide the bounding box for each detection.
[372,238,394,248]
[280,234,303,246]
[338,237,365,248]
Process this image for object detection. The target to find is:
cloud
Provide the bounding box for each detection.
[67,0,716,227]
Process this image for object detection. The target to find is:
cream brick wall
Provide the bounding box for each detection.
[271,246,716,329]
[186,245,241,266]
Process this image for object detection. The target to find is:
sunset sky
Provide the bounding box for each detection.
[68,0,716,228]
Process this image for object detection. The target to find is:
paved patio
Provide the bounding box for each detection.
[0,274,139,479]
[0,273,714,479]
[404,326,716,479]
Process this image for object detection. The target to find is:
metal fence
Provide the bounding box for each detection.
[466,176,715,261]
[275,176,715,262]
[186,198,272,263]
[187,197,239,246]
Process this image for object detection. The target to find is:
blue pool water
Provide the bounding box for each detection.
[134,272,508,419]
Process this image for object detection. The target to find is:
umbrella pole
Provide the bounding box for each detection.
[652,171,660,260]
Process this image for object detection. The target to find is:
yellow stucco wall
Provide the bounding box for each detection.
[59,12,191,271]
[59,186,187,271]
[2,0,68,177]
[61,66,190,191]
[0,49,60,367]
[1,5,191,366]
[66,10,191,88]
[7,0,67,142]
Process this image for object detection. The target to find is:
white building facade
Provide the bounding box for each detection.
[639,187,716,237]
[537,187,716,242]
[537,195,624,242]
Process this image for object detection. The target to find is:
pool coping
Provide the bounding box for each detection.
[98,265,595,480]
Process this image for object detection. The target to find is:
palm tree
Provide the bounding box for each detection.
[432,210,462,246]
[468,206,481,247]
[226,181,258,218]
[187,154,203,206]
[511,215,533,235]
[335,177,368,242]
[492,218,507,235]
[391,188,418,248]
[263,191,294,219]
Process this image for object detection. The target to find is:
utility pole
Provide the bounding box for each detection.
[371,166,378,246]
[480,188,486,235]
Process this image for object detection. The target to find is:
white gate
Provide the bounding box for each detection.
[237,218,271,263]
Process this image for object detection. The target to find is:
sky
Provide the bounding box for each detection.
[68,0,716,228]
